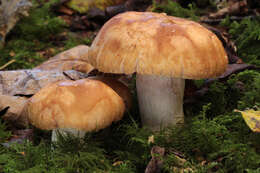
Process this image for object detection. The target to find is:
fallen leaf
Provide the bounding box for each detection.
[208,0,248,19]
[112,161,123,166]
[20,152,25,156]
[58,5,74,15]
[0,94,28,126]
[34,45,94,73]
[0,69,89,126]
[145,146,165,173]
[0,69,89,96]
[148,135,154,144]
[9,51,15,56]
[235,109,260,132]
[205,63,258,83]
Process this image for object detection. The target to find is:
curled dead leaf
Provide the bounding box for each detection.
[34,45,94,73]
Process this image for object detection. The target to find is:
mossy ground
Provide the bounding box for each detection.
[0,0,92,70]
[0,0,260,172]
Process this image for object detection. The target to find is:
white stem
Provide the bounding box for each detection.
[52,128,86,142]
[136,74,185,131]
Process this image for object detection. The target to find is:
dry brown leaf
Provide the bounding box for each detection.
[34,45,94,73]
[145,146,165,173]
[9,51,16,57]
[0,94,28,126]
[58,5,74,15]
[112,161,124,166]
[209,0,248,19]
[0,69,89,96]
[0,69,88,126]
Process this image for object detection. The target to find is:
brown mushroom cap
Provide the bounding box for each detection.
[26,79,125,131]
[87,76,132,109]
[88,11,228,79]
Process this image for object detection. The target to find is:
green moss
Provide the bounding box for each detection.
[0,0,92,70]
[64,35,93,50]
[227,70,260,109]
[221,17,260,66]
[186,70,260,118]
[0,0,65,69]
[1,1,260,172]
[1,110,259,173]
[152,0,199,21]
[155,106,260,172]
[0,119,11,143]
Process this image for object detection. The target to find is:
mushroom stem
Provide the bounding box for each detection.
[136,74,185,131]
[51,128,86,142]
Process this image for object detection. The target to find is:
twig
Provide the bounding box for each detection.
[200,15,258,24]
[0,59,16,70]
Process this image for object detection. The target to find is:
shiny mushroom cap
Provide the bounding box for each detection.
[88,11,228,79]
[26,79,125,131]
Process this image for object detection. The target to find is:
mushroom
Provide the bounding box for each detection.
[87,12,228,130]
[26,79,125,142]
[87,76,132,110]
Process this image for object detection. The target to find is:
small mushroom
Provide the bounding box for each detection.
[87,76,132,110]
[26,79,125,142]
[87,12,228,130]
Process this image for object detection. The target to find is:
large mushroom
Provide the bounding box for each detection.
[26,79,125,141]
[87,11,228,130]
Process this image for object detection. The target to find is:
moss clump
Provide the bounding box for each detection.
[0,123,149,172]
[0,0,92,70]
[152,0,199,21]
[156,104,260,172]
[0,108,259,172]
[186,70,260,118]
[66,0,126,13]
[221,17,260,66]
[0,119,11,143]
[0,0,66,69]
[0,1,260,173]
[227,70,260,109]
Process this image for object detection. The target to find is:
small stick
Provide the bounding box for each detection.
[0,59,16,70]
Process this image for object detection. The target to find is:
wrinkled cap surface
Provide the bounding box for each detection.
[27,79,125,131]
[88,11,228,79]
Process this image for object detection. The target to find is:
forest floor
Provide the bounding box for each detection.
[0,0,259,172]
